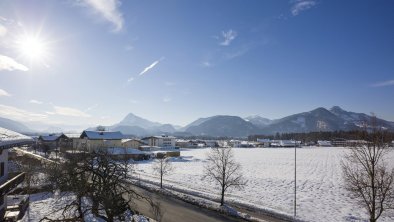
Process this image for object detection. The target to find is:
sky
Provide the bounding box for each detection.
[0,0,394,129]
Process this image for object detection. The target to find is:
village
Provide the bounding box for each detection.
[1,1,394,221]
[1,126,394,221]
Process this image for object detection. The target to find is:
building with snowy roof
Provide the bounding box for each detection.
[317,140,332,147]
[38,133,71,150]
[73,130,125,152]
[121,139,144,149]
[141,135,176,149]
[0,127,33,220]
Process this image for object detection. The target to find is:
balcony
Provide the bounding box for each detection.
[0,172,25,196]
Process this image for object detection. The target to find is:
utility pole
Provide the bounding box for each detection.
[294,138,297,218]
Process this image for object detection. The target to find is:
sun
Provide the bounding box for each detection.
[19,36,45,59]
[15,34,50,64]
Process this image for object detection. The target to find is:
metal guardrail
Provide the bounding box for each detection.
[0,172,25,196]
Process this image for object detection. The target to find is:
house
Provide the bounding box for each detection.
[141,135,176,149]
[38,133,71,150]
[121,139,144,149]
[229,140,241,148]
[204,140,218,148]
[271,140,301,147]
[74,130,124,152]
[331,138,347,147]
[106,147,151,161]
[176,139,206,148]
[0,127,33,220]
[256,138,271,147]
[317,140,332,147]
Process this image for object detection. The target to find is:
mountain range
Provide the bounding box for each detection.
[1,106,393,137]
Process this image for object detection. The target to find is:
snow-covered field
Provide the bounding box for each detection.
[133,147,394,222]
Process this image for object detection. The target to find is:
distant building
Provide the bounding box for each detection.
[74,130,124,151]
[256,138,271,147]
[141,135,176,149]
[176,140,207,148]
[331,138,347,147]
[271,140,301,147]
[106,147,151,161]
[121,139,144,149]
[229,140,241,148]
[204,140,218,148]
[331,138,368,147]
[0,127,32,220]
[38,133,71,150]
[317,140,332,147]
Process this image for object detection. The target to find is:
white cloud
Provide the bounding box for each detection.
[0,55,29,71]
[79,0,124,32]
[372,80,394,87]
[291,0,316,16]
[29,99,43,104]
[139,57,164,76]
[0,104,47,121]
[53,105,91,117]
[0,24,7,37]
[0,89,11,97]
[220,29,237,46]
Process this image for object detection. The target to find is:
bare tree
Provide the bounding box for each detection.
[204,147,245,206]
[152,155,173,189]
[45,150,149,221]
[341,117,394,222]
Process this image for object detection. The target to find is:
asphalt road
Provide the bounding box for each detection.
[125,185,246,222]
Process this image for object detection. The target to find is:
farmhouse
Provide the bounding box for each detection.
[121,138,144,149]
[317,140,332,147]
[142,135,176,149]
[256,138,271,147]
[74,130,124,152]
[176,139,207,148]
[38,133,71,150]
[0,127,32,220]
[271,140,301,147]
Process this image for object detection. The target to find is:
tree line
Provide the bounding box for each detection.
[249,130,394,143]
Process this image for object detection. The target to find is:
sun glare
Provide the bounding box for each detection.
[16,35,49,63]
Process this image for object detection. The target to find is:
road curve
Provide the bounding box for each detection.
[126,185,247,222]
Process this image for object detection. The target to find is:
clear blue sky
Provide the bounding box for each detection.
[0,0,393,128]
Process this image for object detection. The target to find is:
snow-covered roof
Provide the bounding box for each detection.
[257,138,271,143]
[64,133,81,138]
[80,130,124,140]
[0,127,33,148]
[39,134,66,141]
[107,147,147,155]
[121,138,143,143]
[317,140,332,146]
[142,135,176,140]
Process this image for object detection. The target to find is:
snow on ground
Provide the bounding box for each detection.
[132,147,394,222]
[20,192,146,221]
